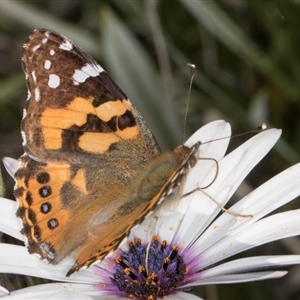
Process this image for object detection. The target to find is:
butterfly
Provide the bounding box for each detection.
[14,28,200,276]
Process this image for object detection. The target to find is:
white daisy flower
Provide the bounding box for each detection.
[1,120,300,299]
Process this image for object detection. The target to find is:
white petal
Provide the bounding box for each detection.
[184,120,231,189]
[0,244,98,284]
[2,157,20,178]
[199,255,300,279]
[198,162,300,253]
[0,198,23,241]
[0,286,9,296]
[185,271,287,286]
[201,210,300,268]
[0,282,105,299]
[189,158,300,262]
[179,129,281,251]
[227,162,300,234]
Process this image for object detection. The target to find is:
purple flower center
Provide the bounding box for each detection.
[111,236,187,299]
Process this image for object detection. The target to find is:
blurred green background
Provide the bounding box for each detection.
[0,1,300,299]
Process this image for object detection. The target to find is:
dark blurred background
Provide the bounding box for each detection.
[0,1,300,299]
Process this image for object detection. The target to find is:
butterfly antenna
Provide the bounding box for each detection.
[200,123,267,146]
[182,63,196,143]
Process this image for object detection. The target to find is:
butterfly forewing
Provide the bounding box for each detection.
[22,28,160,162]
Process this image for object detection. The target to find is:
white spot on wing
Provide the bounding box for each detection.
[73,63,103,84]
[21,131,27,146]
[50,49,55,56]
[31,71,37,83]
[59,39,73,51]
[48,74,60,89]
[35,87,40,101]
[32,44,41,53]
[94,63,104,73]
[41,242,56,260]
[22,109,27,120]
[44,60,51,70]
[26,90,31,101]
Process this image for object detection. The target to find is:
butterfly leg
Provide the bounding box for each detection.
[183,186,253,218]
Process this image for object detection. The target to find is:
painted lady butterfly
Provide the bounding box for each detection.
[14,28,200,276]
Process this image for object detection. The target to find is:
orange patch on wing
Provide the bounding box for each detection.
[40,97,138,152]
[95,100,132,122]
[71,169,89,195]
[115,126,139,140]
[67,96,95,114]
[40,97,98,150]
[78,132,120,153]
[42,128,62,150]
[28,163,71,207]
[41,108,86,129]
[40,97,97,129]
[17,163,72,244]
